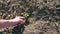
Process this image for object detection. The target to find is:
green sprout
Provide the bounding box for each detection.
[22,12,29,17]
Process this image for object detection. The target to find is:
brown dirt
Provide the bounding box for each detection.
[0,0,60,34]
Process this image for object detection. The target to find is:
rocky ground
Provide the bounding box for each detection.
[0,0,60,34]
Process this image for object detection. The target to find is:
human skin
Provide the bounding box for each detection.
[0,16,25,29]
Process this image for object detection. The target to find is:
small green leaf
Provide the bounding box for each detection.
[22,12,29,17]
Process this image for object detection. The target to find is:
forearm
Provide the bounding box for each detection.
[0,21,18,28]
[0,16,25,29]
